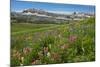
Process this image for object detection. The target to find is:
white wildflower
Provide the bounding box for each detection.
[47,52,51,57]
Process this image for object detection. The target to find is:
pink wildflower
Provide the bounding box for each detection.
[68,35,77,43]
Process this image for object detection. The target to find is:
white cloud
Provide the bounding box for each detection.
[48,10,73,15]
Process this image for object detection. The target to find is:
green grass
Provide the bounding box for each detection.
[11,17,95,66]
[11,24,64,35]
[11,23,57,32]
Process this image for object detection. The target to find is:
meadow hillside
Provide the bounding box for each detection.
[11,17,95,66]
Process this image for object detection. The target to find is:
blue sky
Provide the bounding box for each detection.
[11,0,95,14]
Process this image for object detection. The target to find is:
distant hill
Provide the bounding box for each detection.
[11,8,94,24]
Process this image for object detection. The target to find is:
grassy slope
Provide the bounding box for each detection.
[11,24,64,35]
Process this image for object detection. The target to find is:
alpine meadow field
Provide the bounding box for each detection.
[11,17,95,66]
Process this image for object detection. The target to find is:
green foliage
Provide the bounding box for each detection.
[11,58,20,66]
[39,36,55,47]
